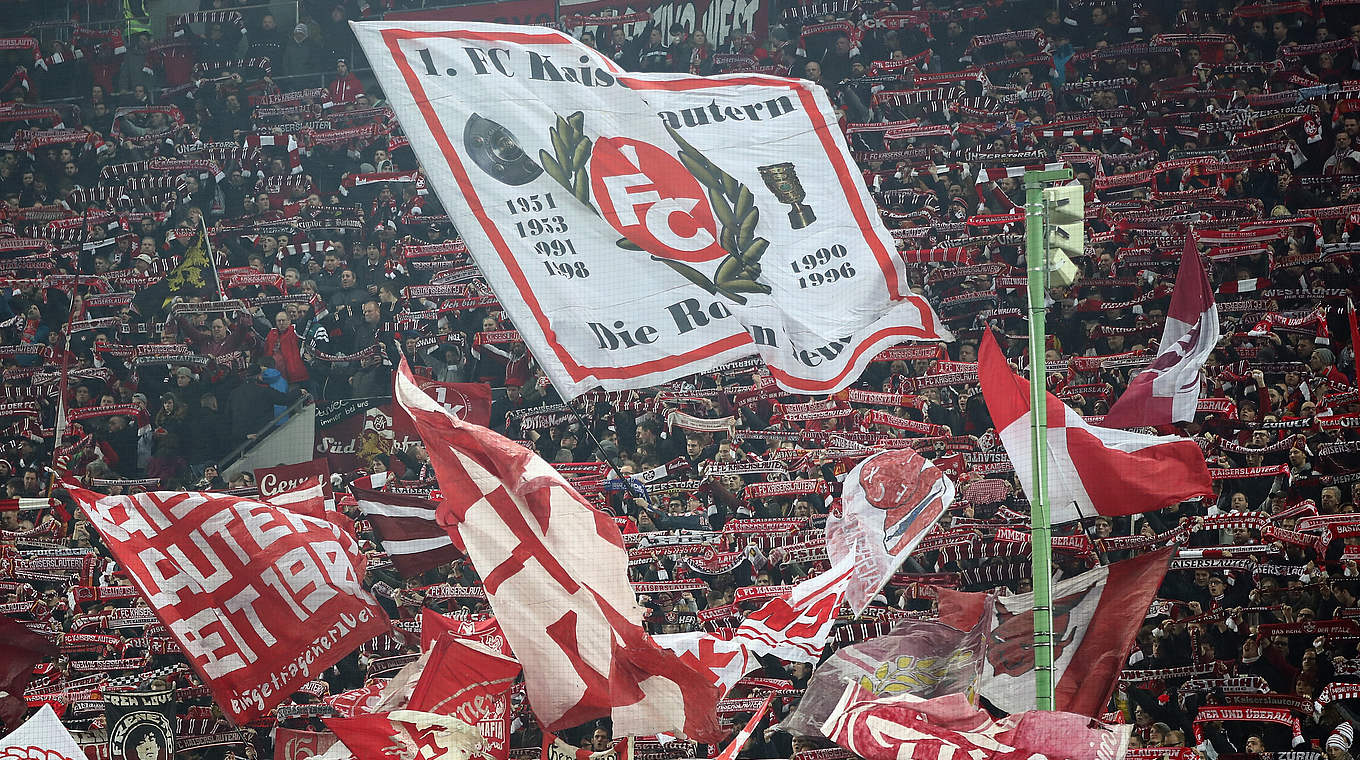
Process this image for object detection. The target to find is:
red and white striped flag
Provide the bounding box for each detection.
[1100,235,1218,427]
[351,486,461,578]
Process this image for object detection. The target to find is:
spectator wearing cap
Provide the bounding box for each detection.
[329,59,364,105]
[282,22,322,75]
[353,242,387,294]
[167,367,204,413]
[1312,348,1349,387]
[1329,724,1355,760]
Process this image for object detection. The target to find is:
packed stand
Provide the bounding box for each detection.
[4,0,1360,758]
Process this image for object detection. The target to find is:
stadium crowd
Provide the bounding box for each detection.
[4,0,1360,758]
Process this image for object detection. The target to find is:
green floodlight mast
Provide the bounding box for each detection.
[1022,166,1078,711]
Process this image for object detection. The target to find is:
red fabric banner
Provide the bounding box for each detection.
[68,486,390,724]
[408,633,520,760]
[255,459,332,500]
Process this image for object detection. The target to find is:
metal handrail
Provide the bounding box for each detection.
[215,392,313,472]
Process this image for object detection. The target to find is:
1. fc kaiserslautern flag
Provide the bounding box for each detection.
[351,21,948,398]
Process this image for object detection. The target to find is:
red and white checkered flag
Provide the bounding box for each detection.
[978,332,1212,525]
[392,360,722,742]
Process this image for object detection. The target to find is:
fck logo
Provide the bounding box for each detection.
[590,137,728,264]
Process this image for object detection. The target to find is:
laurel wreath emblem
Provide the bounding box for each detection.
[662,124,772,305]
[538,111,772,305]
[539,112,593,208]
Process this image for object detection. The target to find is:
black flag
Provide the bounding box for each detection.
[105,688,176,760]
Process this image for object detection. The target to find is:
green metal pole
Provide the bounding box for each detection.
[1022,167,1070,711]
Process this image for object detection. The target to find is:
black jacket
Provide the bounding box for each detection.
[227,378,301,443]
[187,404,232,465]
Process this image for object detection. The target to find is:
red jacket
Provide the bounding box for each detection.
[328,72,363,105]
[266,325,309,384]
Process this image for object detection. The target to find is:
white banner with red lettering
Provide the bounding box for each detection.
[67,486,391,725]
[352,21,948,398]
[823,684,1131,760]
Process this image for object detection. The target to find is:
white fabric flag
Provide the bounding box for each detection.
[351,21,948,398]
[826,448,953,616]
[0,705,90,760]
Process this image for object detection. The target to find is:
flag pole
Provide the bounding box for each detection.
[200,212,226,301]
[1023,166,1070,711]
[1348,297,1360,386]
[50,205,92,477]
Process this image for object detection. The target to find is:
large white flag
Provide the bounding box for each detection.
[351,21,948,398]
[0,705,90,760]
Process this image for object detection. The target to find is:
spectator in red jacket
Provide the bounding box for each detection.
[265,310,309,386]
[328,58,364,105]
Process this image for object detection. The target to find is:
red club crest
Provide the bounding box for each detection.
[857,449,949,553]
[987,589,1088,677]
[589,137,727,264]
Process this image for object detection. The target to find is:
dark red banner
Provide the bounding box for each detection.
[557,0,768,50]
[254,459,332,500]
[317,384,490,474]
[315,397,421,474]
